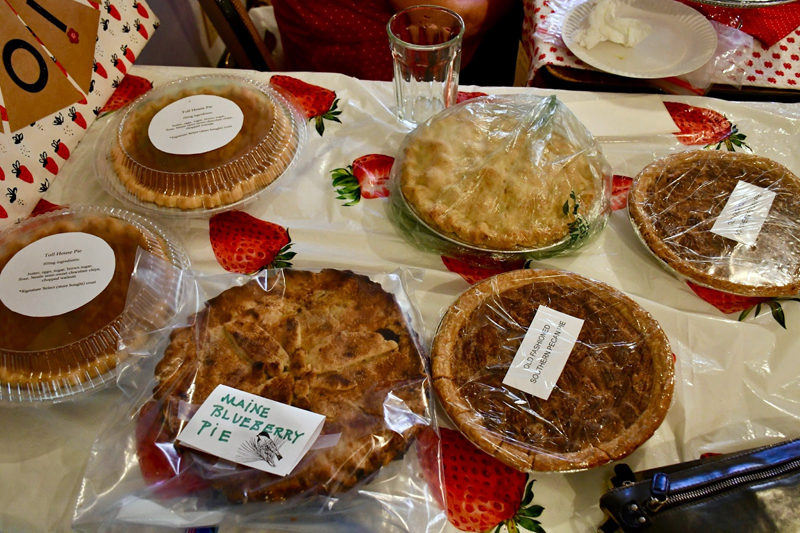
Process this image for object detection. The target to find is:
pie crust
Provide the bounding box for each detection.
[0,208,182,401]
[110,78,299,211]
[629,151,800,297]
[149,269,427,502]
[432,269,673,472]
[398,95,608,251]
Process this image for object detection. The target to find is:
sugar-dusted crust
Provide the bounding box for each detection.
[432,269,673,472]
[399,101,603,251]
[0,210,174,396]
[629,151,800,297]
[111,82,298,210]
[150,269,427,502]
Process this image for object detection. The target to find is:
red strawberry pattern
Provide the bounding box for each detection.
[0,204,7,219]
[331,154,393,205]
[209,211,296,273]
[111,53,127,74]
[11,161,33,183]
[456,91,488,104]
[100,74,152,113]
[69,107,87,129]
[94,60,108,79]
[664,102,750,151]
[136,400,209,498]
[39,152,58,175]
[442,255,525,285]
[30,199,64,217]
[0,166,4,181]
[135,19,149,39]
[121,44,135,63]
[0,105,7,121]
[52,139,70,160]
[417,427,544,532]
[686,281,798,328]
[610,174,633,211]
[269,75,342,135]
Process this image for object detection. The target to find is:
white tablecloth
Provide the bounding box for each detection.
[1,65,800,532]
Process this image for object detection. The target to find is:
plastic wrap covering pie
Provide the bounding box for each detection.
[629,151,800,297]
[432,269,673,472]
[102,75,303,214]
[394,94,611,257]
[144,269,428,503]
[0,206,188,403]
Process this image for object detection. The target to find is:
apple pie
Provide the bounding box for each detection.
[146,269,427,502]
[0,207,185,402]
[432,269,673,472]
[398,95,610,252]
[110,76,300,211]
[629,151,800,297]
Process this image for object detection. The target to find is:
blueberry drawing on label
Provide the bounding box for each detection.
[237,431,284,466]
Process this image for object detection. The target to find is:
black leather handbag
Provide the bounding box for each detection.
[599,438,800,532]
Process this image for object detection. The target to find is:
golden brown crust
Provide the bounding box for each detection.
[629,151,800,297]
[111,83,298,210]
[152,269,427,502]
[398,100,603,251]
[432,269,673,472]
[0,211,173,395]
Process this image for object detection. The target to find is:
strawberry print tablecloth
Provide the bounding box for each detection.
[523,0,800,91]
[1,65,800,532]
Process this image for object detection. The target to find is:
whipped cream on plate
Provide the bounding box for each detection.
[575,0,651,49]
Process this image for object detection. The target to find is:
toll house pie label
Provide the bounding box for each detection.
[502,306,584,400]
[177,384,326,476]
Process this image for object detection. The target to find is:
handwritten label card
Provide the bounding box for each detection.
[502,306,584,400]
[178,385,326,477]
[710,180,776,247]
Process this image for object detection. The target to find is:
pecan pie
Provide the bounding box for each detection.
[0,207,184,402]
[398,95,609,252]
[432,269,673,472]
[629,150,800,297]
[110,76,300,211]
[146,269,427,502]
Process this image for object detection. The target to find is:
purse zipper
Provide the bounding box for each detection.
[647,457,800,512]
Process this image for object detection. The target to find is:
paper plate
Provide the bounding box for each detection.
[562,0,717,79]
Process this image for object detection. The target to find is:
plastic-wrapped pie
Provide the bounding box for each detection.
[0,206,188,403]
[102,75,303,214]
[432,269,673,472]
[394,94,611,257]
[629,151,800,297]
[144,269,427,502]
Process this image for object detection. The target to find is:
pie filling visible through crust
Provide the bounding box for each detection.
[629,150,800,297]
[147,269,427,503]
[398,96,608,251]
[0,211,173,395]
[432,269,673,472]
[111,82,298,210]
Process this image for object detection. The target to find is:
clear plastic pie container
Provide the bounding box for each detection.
[628,150,800,298]
[0,205,189,404]
[96,74,306,217]
[389,94,611,261]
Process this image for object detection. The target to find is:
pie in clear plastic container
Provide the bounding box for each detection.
[97,74,305,216]
[628,150,800,297]
[390,94,611,260]
[432,269,674,472]
[0,205,189,404]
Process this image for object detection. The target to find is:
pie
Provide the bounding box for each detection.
[110,77,299,211]
[398,95,609,251]
[146,269,427,502]
[432,269,673,472]
[629,150,800,297]
[0,207,182,401]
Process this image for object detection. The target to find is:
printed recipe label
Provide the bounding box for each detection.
[0,232,115,317]
[502,306,584,400]
[710,180,776,247]
[177,384,326,477]
[148,94,244,155]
